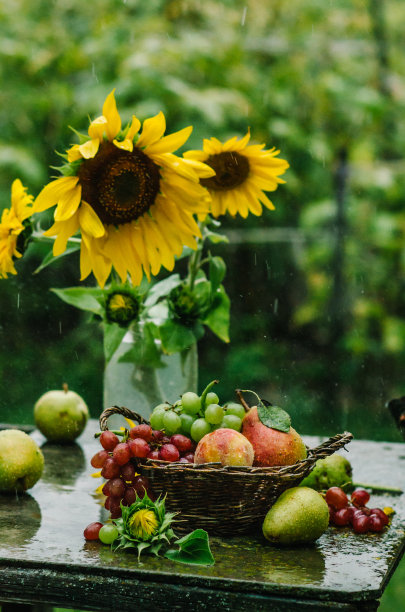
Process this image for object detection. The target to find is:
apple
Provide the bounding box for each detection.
[242,406,306,467]
[194,428,254,467]
[34,384,89,443]
[0,429,44,492]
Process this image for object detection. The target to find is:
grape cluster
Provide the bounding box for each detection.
[91,424,195,518]
[149,381,246,443]
[326,487,390,534]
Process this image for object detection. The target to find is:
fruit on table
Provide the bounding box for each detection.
[0,429,44,492]
[262,486,329,545]
[194,428,254,467]
[299,454,353,491]
[241,406,306,467]
[326,486,390,533]
[34,383,89,442]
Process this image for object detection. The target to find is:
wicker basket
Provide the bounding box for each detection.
[99,405,353,536]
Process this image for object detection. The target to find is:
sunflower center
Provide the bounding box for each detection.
[78,142,160,225]
[201,151,250,191]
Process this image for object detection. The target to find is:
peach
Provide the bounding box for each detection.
[241,407,307,467]
[194,428,254,467]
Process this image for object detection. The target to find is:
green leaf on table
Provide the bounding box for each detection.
[257,402,291,433]
[34,244,81,274]
[164,529,215,566]
[103,323,127,362]
[145,274,182,306]
[159,319,197,354]
[119,322,164,368]
[51,287,104,315]
[203,285,230,343]
[209,255,226,294]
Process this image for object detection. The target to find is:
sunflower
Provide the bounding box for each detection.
[33,91,215,288]
[0,179,34,279]
[183,131,289,218]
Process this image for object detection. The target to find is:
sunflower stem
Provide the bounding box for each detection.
[187,218,208,290]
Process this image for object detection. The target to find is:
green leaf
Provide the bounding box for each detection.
[159,319,197,354]
[203,285,230,343]
[209,255,226,294]
[103,323,127,362]
[34,244,81,274]
[164,529,215,566]
[204,229,229,244]
[145,274,182,306]
[257,402,291,433]
[51,287,104,315]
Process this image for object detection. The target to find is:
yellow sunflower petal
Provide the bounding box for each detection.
[78,202,105,238]
[137,112,166,148]
[43,214,80,256]
[113,138,134,152]
[126,115,141,141]
[102,90,122,141]
[183,149,208,162]
[202,138,223,155]
[88,115,108,140]
[144,125,193,155]
[78,138,100,160]
[80,233,111,288]
[67,145,83,162]
[54,186,82,221]
[34,177,79,213]
[258,190,276,211]
[181,157,216,178]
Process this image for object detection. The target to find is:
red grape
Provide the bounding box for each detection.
[123,486,136,506]
[102,480,112,496]
[352,514,370,534]
[99,431,119,451]
[370,508,389,526]
[130,424,153,441]
[170,434,194,453]
[183,452,195,463]
[159,444,180,462]
[90,450,109,468]
[109,477,126,498]
[120,462,136,482]
[368,515,384,532]
[84,522,103,540]
[110,507,122,519]
[152,430,164,442]
[333,507,351,526]
[104,496,111,510]
[351,489,370,507]
[101,458,121,479]
[147,450,160,460]
[161,435,171,445]
[128,437,150,458]
[113,442,131,466]
[325,487,349,510]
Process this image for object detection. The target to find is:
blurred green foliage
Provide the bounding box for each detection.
[1,0,405,446]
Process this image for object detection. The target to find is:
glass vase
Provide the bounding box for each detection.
[103,331,198,424]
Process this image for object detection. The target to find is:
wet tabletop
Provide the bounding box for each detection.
[0,420,404,610]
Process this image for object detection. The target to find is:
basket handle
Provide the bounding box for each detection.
[99,405,149,431]
[307,431,353,461]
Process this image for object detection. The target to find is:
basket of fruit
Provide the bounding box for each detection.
[96,382,353,536]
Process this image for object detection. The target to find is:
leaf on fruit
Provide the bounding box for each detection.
[257,402,291,433]
[164,529,215,566]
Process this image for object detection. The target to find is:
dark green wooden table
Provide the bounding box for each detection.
[0,420,404,612]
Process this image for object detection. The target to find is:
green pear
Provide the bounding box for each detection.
[0,429,44,492]
[299,454,352,491]
[34,384,89,443]
[262,486,329,546]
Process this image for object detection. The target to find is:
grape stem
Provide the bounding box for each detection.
[351,482,403,495]
[94,429,126,438]
[200,379,219,412]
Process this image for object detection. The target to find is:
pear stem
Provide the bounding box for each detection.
[62,382,69,393]
[235,389,251,413]
[351,482,403,495]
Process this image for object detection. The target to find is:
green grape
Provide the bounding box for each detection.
[99,524,119,545]
[205,391,219,406]
[180,412,196,435]
[150,407,166,430]
[224,402,246,420]
[190,418,211,442]
[221,414,242,432]
[204,403,224,425]
[162,410,182,434]
[181,391,201,415]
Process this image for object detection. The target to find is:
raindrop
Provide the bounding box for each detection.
[92,63,99,83]
[17,293,20,309]
[59,321,62,334]
[241,6,247,26]
[273,298,279,314]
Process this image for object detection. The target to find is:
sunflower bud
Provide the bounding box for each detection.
[105,289,141,326]
[168,284,208,326]
[128,508,159,540]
